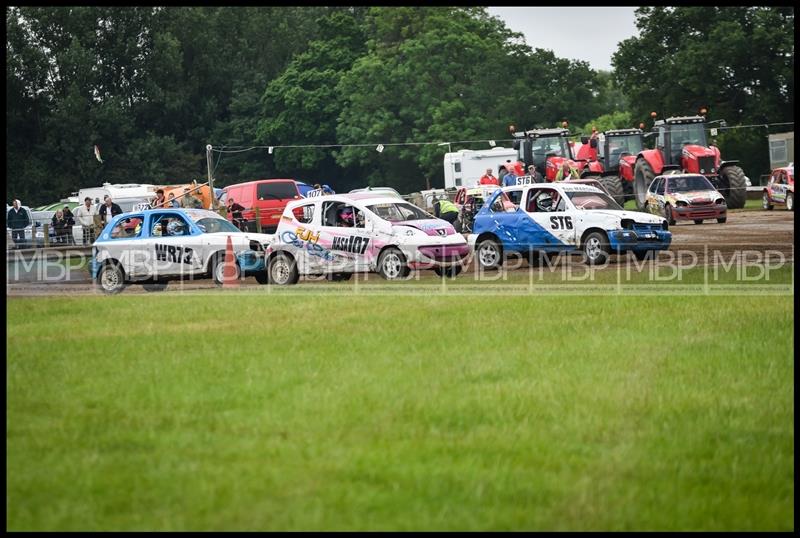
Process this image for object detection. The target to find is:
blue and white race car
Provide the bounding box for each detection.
[467,182,672,267]
[91,208,273,293]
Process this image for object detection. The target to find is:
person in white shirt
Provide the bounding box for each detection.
[73,196,98,245]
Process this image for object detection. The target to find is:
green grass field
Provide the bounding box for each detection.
[6,292,794,531]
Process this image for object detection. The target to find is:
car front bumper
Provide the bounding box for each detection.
[673,204,726,220]
[608,229,672,252]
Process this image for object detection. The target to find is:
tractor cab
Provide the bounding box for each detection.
[653,116,717,171]
[512,128,577,180]
[602,129,645,171]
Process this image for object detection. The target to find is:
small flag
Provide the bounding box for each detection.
[488,140,496,147]
[376,144,384,153]
[268,146,274,154]
[94,145,103,163]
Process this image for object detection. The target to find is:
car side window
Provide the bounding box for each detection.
[525,189,562,213]
[109,215,144,239]
[506,189,523,207]
[292,203,315,224]
[654,179,665,195]
[150,214,191,237]
[322,202,364,228]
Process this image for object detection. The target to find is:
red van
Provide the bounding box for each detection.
[223,179,303,233]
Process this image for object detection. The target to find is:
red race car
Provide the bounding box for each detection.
[763,165,794,211]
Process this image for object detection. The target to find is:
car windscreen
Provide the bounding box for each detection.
[367,202,433,222]
[565,191,623,210]
[257,182,298,200]
[668,176,714,192]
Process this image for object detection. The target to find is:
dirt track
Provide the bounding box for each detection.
[7,209,794,297]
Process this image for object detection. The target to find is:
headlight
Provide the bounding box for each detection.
[676,201,688,207]
[715,198,726,205]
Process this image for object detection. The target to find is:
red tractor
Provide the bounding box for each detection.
[574,128,645,206]
[626,115,746,210]
[511,128,603,181]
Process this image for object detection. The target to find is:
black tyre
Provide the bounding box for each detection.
[97,262,126,295]
[786,193,794,211]
[599,175,625,207]
[453,219,463,233]
[433,264,463,278]
[719,165,746,209]
[717,217,727,224]
[582,231,610,266]
[476,237,503,270]
[664,204,676,226]
[694,219,704,225]
[762,191,774,210]
[633,159,656,211]
[254,271,269,285]
[267,253,299,285]
[377,248,410,280]
[142,281,169,292]
[211,253,240,287]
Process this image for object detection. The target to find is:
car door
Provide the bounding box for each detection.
[147,212,203,278]
[522,187,577,250]
[101,214,146,277]
[316,201,368,273]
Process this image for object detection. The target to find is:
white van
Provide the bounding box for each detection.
[443,147,518,189]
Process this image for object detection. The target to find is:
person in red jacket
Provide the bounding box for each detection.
[479,168,499,186]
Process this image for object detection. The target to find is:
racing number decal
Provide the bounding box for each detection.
[549,216,573,230]
[155,244,193,264]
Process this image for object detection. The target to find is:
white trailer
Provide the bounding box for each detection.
[443,147,518,189]
[78,183,158,212]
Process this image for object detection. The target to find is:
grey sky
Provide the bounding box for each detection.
[487,7,639,71]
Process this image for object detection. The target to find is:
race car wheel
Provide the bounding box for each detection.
[254,271,269,285]
[211,253,241,286]
[377,248,410,280]
[762,192,774,210]
[664,204,676,226]
[97,262,126,295]
[476,238,503,270]
[433,264,463,278]
[717,217,727,224]
[268,253,299,285]
[582,231,610,266]
[694,219,704,225]
[325,272,353,282]
[787,193,794,211]
[142,281,169,292]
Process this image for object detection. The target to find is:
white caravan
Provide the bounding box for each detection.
[443,147,518,189]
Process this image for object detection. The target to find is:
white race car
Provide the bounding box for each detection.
[468,183,672,266]
[264,193,469,284]
[91,208,273,293]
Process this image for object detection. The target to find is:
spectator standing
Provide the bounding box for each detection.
[479,168,499,186]
[73,197,98,245]
[150,188,168,209]
[227,197,246,231]
[168,192,180,208]
[498,160,513,185]
[7,199,30,249]
[51,209,74,244]
[527,165,544,183]
[181,188,203,209]
[503,166,520,186]
[99,196,122,225]
[555,161,580,181]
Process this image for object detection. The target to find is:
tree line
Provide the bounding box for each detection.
[6,6,794,205]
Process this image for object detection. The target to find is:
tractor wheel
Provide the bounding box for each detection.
[719,166,746,209]
[599,175,624,207]
[762,191,774,210]
[633,159,656,211]
[786,193,794,211]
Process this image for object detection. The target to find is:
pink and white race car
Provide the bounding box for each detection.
[763,165,794,211]
[264,193,469,284]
